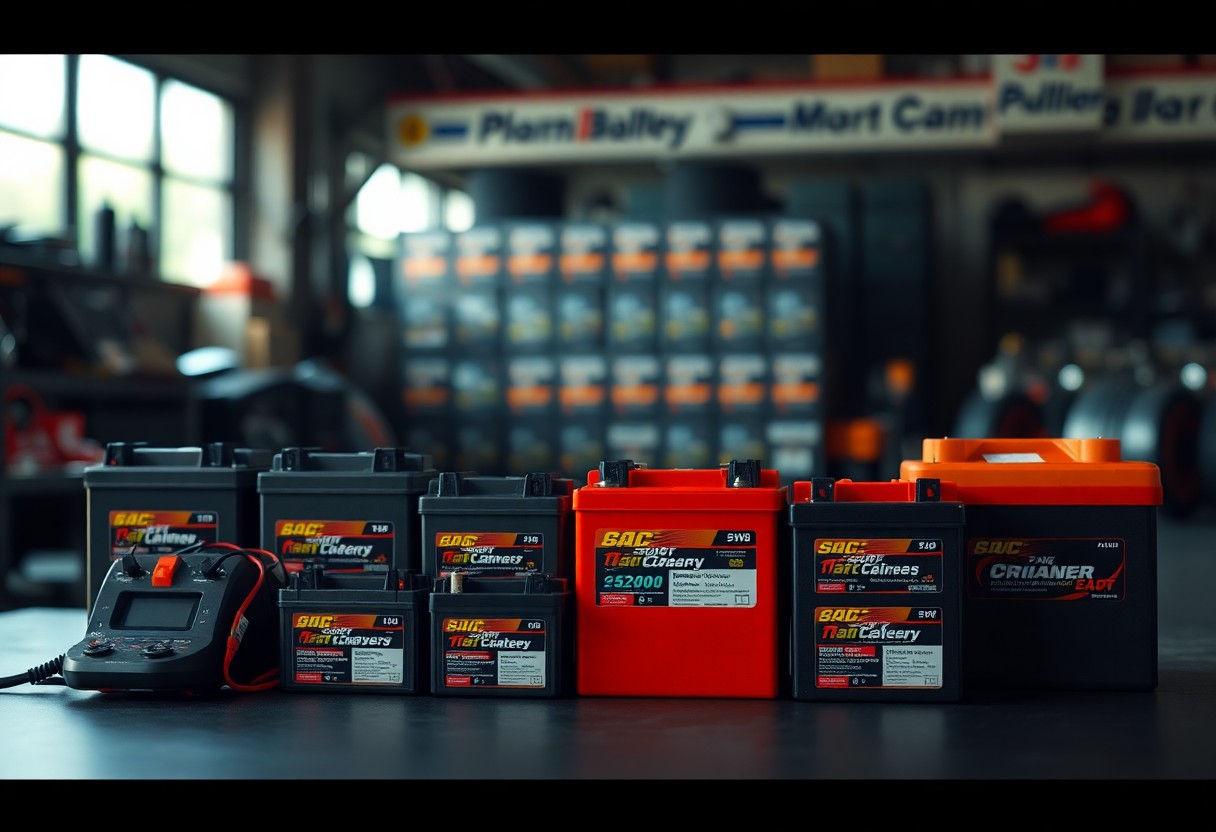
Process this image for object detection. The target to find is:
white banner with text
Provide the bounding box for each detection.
[387,70,1216,169]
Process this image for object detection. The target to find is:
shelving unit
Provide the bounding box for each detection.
[0,251,201,610]
[986,224,1153,357]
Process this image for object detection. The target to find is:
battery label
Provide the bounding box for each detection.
[560,223,607,283]
[814,538,943,594]
[595,529,758,608]
[968,537,1125,601]
[440,617,547,689]
[401,230,451,289]
[108,510,218,559]
[435,532,543,576]
[276,520,394,570]
[290,611,405,686]
[558,288,605,347]
[814,606,944,689]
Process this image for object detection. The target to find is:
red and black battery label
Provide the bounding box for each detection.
[595,528,758,608]
[435,532,543,576]
[108,510,219,559]
[813,538,943,595]
[289,611,405,686]
[968,537,1125,601]
[814,606,944,690]
[276,520,394,570]
[440,617,547,689]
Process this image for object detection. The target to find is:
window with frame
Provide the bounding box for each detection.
[0,53,235,288]
[345,154,473,310]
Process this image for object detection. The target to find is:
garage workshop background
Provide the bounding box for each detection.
[2,53,1216,609]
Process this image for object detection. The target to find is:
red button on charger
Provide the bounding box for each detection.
[151,555,182,587]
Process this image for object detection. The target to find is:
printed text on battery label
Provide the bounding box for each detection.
[595,528,758,607]
[814,606,944,689]
[968,537,1125,601]
[813,539,943,594]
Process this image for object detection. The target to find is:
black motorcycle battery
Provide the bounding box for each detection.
[278,566,432,694]
[430,571,572,698]
[83,442,270,615]
[789,477,965,703]
[418,471,574,581]
[258,447,437,576]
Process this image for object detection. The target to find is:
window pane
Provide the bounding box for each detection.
[345,151,375,199]
[444,189,474,233]
[0,131,64,237]
[161,79,233,182]
[351,228,396,261]
[78,153,153,270]
[348,251,377,308]
[77,54,155,163]
[0,54,66,137]
[162,177,230,287]
[400,171,438,233]
[355,164,406,240]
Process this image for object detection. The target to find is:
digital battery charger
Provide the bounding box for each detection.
[60,546,284,694]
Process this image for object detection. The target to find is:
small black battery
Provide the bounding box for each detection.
[258,447,438,575]
[279,566,432,695]
[789,477,965,703]
[429,571,572,698]
[83,441,271,615]
[419,471,574,580]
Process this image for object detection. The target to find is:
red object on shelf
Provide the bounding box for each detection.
[4,384,104,472]
[1043,181,1133,234]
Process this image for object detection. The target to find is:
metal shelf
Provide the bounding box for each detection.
[2,369,190,402]
[3,472,86,498]
[0,256,201,610]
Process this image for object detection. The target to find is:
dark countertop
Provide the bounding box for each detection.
[2,512,1215,782]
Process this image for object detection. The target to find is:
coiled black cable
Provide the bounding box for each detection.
[0,654,65,689]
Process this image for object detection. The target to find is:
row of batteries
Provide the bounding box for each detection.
[72,436,1164,701]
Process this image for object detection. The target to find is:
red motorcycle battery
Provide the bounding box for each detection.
[279,566,432,695]
[83,442,271,616]
[789,477,964,702]
[430,571,572,698]
[900,438,1162,691]
[573,459,789,699]
[258,447,437,576]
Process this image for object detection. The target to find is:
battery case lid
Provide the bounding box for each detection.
[901,438,1162,506]
[574,460,788,511]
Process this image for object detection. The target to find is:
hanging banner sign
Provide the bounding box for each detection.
[992,54,1106,133]
[387,71,1216,169]
[1102,72,1216,139]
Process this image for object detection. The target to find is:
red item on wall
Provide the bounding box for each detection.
[1043,181,1134,234]
[4,384,104,472]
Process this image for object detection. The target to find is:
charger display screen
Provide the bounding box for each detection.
[112,593,201,630]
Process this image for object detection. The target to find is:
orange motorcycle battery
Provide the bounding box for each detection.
[901,438,1162,691]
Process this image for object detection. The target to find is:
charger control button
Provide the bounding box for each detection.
[151,555,182,587]
[82,640,114,657]
[141,642,174,658]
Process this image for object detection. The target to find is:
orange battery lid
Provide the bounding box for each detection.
[575,464,787,511]
[900,438,1162,506]
[792,478,959,504]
